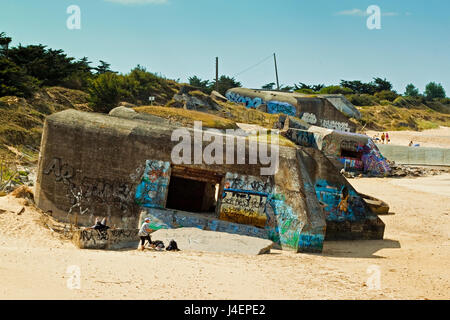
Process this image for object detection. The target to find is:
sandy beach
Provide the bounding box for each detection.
[0,174,449,300]
[365,126,450,149]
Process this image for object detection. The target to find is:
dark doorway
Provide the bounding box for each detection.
[341,149,362,160]
[166,176,218,214]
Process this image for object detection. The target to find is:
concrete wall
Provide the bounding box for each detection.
[72,229,139,249]
[377,145,450,166]
[35,110,327,253]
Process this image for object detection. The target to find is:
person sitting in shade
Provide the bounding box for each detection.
[409,141,413,147]
[89,217,109,231]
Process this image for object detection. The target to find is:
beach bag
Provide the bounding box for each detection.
[152,240,165,251]
[166,239,180,251]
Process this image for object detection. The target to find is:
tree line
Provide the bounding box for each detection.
[1,31,447,112]
[0,32,178,112]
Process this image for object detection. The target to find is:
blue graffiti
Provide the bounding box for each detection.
[135,160,170,208]
[267,101,297,116]
[226,92,264,108]
[314,179,366,222]
[290,130,318,148]
[298,233,325,251]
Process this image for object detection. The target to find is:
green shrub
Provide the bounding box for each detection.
[0,57,40,98]
[294,88,315,94]
[374,90,398,102]
[347,94,377,106]
[88,73,127,113]
[318,85,353,95]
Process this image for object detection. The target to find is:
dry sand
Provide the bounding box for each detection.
[365,126,450,149]
[0,175,449,300]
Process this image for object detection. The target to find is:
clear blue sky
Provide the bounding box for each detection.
[1,0,449,94]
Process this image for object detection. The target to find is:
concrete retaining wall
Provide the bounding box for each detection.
[72,229,139,249]
[377,145,450,166]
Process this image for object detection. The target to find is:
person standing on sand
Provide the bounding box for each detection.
[138,217,153,251]
[385,132,390,144]
[381,132,385,144]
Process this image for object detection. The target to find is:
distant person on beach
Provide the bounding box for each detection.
[385,132,390,144]
[372,134,380,142]
[381,133,386,144]
[409,141,413,147]
[138,217,153,251]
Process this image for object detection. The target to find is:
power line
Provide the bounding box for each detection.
[232,54,274,78]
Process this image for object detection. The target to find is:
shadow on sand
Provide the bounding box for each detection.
[319,239,401,259]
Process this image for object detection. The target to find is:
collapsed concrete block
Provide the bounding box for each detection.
[151,227,274,255]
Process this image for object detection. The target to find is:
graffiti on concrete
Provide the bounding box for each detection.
[135,160,171,208]
[220,173,271,227]
[314,179,366,222]
[340,157,364,171]
[266,101,297,116]
[219,172,307,250]
[225,92,297,116]
[287,130,318,148]
[44,157,75,186]
[340,140,363,153]
[223,173,273,194]
[361,140,390,175]
[300,112,317,124]
[44,157,135,215]
[298,232,325,251]
[225,91,264,108]
[320,119,350,132]
[76,229,139,249]
[266,195,304,248]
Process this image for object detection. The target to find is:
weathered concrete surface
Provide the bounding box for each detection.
[282,118,391,176]
[109,106,173,125]
[72,228,139,250]
[151,227,274,255]
[377,144,450,166]
[298,147,385,240]
[226,88,359,132]
[35,109,327,253]
[317,94,361,119]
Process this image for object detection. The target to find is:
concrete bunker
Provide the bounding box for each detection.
[281,116,391,176]
[225,88,361,133]
[35,109,384,253]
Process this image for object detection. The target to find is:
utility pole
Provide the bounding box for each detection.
[273,53,280,91]
[215,57,219,92]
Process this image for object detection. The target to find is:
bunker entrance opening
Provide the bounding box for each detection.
[165,166,223,215]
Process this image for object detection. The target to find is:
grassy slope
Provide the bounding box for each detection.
[0,87,92,159]
[2,85,450,159]
[355,98,450,131]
